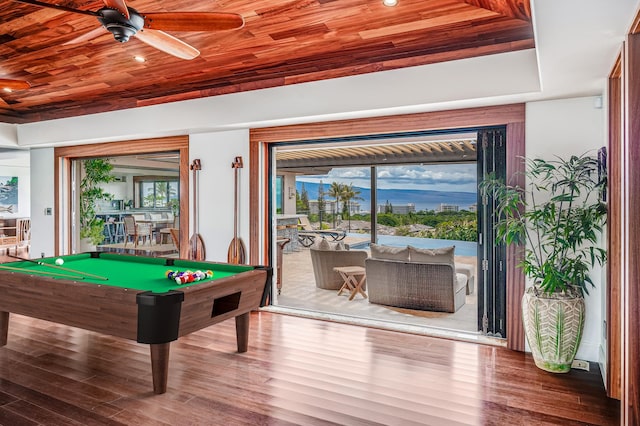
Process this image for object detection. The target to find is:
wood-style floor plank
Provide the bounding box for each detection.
[0,312,618,425]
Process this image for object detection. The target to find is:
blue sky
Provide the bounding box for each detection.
[297,164,477,193]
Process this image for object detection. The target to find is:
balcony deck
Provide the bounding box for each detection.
[275,236,479,337]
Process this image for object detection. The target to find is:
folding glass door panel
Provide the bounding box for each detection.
[477,127,507,337]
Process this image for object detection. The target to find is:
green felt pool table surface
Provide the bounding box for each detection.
[3,252,255,293]
[0,252,271,394]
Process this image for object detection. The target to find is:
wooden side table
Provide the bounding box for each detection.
[334,266,367,300]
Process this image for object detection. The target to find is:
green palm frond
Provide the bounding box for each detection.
[480,152,606,295]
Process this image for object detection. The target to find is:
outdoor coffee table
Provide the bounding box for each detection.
[334,265,367,300]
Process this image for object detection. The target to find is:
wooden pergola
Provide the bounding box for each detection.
[276,139,477,173]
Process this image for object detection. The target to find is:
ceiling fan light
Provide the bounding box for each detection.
[2,88,12,93]
[383,0,398,6]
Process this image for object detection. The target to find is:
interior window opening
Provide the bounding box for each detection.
[71,152,181,255]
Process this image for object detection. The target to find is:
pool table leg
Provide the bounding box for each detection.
[0,311,8,346]
[235,312,250,353]
[150,342,170,394]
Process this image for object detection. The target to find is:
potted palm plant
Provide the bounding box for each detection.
[79,158,115,249]
[481,152,607,373]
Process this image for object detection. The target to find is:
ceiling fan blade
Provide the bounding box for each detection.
[13,0,97,17]
[63,26,109,45]
[142,12,245,32]
[0,79,31,91]
[135,29,199,60]
[0,97,9,108]
[102,0,129,19]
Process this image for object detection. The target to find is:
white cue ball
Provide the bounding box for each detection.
[55,258,64,266]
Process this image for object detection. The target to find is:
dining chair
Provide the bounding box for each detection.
[169,228,180,251]
[123,216,153,247]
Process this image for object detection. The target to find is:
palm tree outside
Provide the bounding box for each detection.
[341,183,363,232]
[328,182,347,229]
[317,180,326,228]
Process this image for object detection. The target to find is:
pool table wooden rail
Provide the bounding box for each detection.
[0,273,140,340]
[177,269,267,347]
[0,264,270,394]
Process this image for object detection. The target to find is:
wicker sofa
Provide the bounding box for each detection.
[365,244,468,313]
[310,239,369,290]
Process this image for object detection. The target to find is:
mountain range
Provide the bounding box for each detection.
[296,181,476,212]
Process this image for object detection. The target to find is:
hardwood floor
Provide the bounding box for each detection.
[0,311,618,425]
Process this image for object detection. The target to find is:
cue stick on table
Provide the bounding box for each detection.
[0,264,86,280]
[7,254,109,281]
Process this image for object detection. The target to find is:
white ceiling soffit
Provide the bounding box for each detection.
[531,0,639,98]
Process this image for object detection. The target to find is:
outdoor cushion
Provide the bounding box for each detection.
[408,245,455,265]
[370,243,409,261]
[313,238,345,251]
[455,273,468,294]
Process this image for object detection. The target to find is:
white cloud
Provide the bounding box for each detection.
[298,163,477,192]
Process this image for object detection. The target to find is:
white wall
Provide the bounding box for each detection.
[525,96,606,362]
[0,124,18,147]
[29,148,55,258]
[106,181,128,203]
[17,94,608,363]
[189,130,250,263]
[282,172,298,215]
[0,149,30,219]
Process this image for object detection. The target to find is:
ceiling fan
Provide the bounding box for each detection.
[0,79,31,107]
[13,0,245,60]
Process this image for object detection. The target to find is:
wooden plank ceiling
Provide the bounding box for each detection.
[0,0,533,124]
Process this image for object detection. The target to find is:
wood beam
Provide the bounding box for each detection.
[623,31,640,426]
[607,55,622,401]
[505,121,526,352]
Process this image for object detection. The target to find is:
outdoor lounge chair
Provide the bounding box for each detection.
[297,215,346,247]
[310,241,368,290]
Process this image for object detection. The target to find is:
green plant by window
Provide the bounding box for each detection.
[79,158,115,245]
[481,153,607,295]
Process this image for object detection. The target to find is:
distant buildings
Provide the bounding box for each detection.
[346,202,362,215]
[437,202,477,212]
[308,200,336,215]
[307,200,475,215]
[377,203,416,214]
[436,203,459,213]
[309,200,361,215]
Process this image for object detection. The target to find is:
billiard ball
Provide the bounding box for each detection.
[55,258,64,266]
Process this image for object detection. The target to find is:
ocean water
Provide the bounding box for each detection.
[348,233,477,257]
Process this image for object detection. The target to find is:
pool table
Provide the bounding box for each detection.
[0,252,271,394]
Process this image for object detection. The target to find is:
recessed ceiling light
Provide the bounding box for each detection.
[383,0,398,6]
[133,55,146,63]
